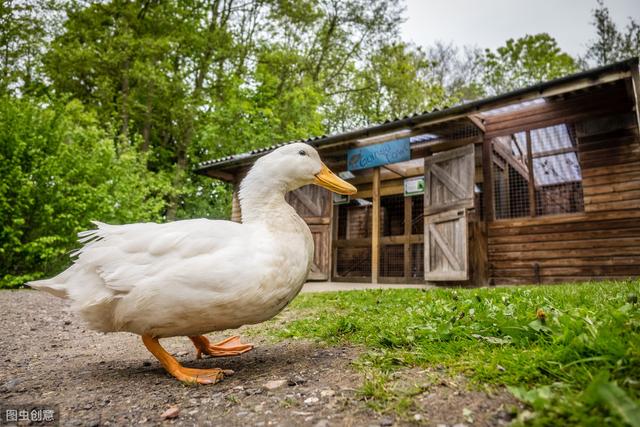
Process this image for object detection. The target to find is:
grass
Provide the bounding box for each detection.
[265,280,640,426]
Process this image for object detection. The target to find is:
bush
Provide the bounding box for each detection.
[0,96,170,288]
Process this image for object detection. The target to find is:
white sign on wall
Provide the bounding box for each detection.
[404,176,425,197]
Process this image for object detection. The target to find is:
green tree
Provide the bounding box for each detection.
[481,33,578,95]
[585,0,640,66]
[0,96,169,288]
[326,42,454,130]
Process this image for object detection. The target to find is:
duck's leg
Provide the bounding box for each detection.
[142,334,231,384]
[189,335,254,359]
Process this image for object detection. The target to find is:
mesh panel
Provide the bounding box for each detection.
[337,200,372,239]
[492,150,531,219]
[491,123,584,220]
[380,244,404,277]
[411,243,424,278]
[380,195,405,236]
[336,247,371,277]
[411,196,424,234]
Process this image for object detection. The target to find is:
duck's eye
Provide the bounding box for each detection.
[298,150,307,156]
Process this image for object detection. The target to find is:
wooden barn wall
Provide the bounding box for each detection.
[485,82,640,285]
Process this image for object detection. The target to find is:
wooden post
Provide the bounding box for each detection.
[231,186,242,223]
[526,130,536,217]
[630,63,640,133]
[482,138,494,221]
[331,205,339,280]
[371,167,381,284]
[403,195,412,279]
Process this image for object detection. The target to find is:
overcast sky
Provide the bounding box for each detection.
[401,0,640,57]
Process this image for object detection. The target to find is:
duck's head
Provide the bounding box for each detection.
[252,143,357,195]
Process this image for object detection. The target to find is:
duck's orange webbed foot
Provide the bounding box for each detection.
[142,334,232,385]
[189,335,254,359]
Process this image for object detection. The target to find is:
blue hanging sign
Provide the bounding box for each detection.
[347,138,410,171]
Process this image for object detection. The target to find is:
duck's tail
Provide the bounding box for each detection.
[27,277,69,299]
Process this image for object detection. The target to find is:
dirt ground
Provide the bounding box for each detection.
[1,290,519,426]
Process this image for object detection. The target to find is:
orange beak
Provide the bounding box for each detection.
[313,163,357,195]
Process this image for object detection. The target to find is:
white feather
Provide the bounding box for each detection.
[27,143,326,338]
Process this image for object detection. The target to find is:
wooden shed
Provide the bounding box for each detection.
[196,58,640,286]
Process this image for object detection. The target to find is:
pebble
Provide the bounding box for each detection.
[2,378,22,391]
[304,397,319,405]
[413,414,423,421]
[264,380,287,390]
[379,417,394,426]
[160,406,180,420]
[236,411,248,417]
[452,424,468,427]
[314,420,330,427]
[288,375,307,386]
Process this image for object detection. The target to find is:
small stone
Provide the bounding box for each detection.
[245,388,263,395]
[288,375,307,386]
[452,424,468,427]
[264,380,287,390]
[304,397,319,405]
[413,414,423,421]
[436,424,448,427]
[379,417,394,426]
[233,385,244,391]
[320,389,335,398]
[2,379,22,391]
[314,420,330,427]
[160,406,180,420]
[236,411,248,417]
[83,403,93,410]
[497,364,506,372]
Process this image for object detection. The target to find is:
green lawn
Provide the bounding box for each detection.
[266,281,640,426]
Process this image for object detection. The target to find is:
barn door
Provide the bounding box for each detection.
[424,145,475,281]
[285,185,331,280]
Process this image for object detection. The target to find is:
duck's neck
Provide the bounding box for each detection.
[238,170,302,230]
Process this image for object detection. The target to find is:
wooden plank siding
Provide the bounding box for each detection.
[486,104,640,284]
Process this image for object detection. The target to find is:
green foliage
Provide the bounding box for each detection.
[267,281,640,426]
[0,96,169,288]
[481,33,578,94]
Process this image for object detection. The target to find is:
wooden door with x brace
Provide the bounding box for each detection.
[423,145,475,281]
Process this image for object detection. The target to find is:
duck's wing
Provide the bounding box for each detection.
[71,219,256,294]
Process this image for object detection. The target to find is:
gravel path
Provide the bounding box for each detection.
[1,290,519,426]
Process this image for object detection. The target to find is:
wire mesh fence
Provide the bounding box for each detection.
[490,123,584,220]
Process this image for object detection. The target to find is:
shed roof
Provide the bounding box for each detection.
[196,57,639,175]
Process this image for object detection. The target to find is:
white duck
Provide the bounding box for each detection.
[28,143,356,384]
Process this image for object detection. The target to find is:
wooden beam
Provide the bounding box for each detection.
[467,115,486,132]
[630,65,640,133]
[532,146,578,159]
[482,138,494,221]
[205,169,236,182]
[404,196,412,279]
[492,139,530,181]
[382,164,407,178]
[371,167,381,284]
[526,130,537,217]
